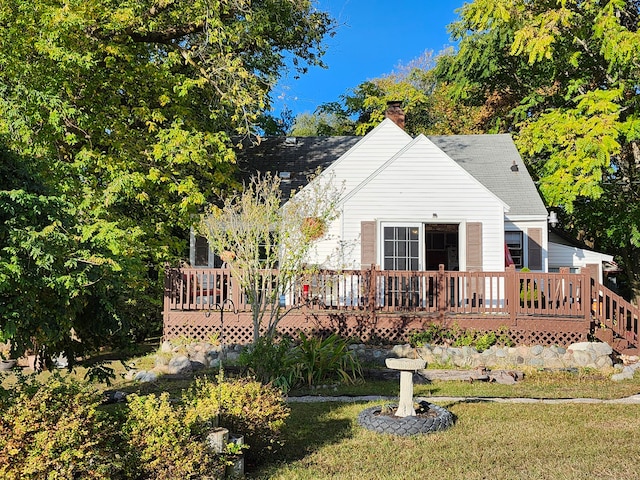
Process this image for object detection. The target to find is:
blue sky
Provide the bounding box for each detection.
[272,0,465,116]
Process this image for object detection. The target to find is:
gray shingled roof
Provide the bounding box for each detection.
[428,134,548,216]
[235,136,360,199]
[236,133,548,216]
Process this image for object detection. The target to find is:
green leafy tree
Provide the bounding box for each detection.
[314,50,483,137]
[290,111,349,136]
[0,148,145,364]
[436,0,640,301]
[199,172,342,342]
[0,0,335,358]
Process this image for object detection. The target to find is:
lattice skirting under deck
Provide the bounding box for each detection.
[163,311,590,346]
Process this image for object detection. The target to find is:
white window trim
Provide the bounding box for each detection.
[378,222,424,271]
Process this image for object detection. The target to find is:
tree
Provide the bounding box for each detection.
[0,0,335,361]
[289,111,348,136]
[199,173,342,342]
[435,0,640,302]
[314,50,483,137]
[0,148,144,364]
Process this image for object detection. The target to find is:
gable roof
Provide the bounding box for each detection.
[341,134,509,211]
[235,136,360,199]
[428,134,547,217]
[235,129,547,216]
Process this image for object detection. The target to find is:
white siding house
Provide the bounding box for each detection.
[192,112,614,278]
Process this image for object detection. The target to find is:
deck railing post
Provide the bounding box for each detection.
[437,264,446,320]
[580,265,592,329]
[506,265,517,326]
[367,265,377,314]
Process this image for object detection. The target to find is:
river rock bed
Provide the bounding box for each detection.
[127,340,637,383]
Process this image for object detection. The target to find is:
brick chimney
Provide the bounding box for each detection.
[385,100,405,129]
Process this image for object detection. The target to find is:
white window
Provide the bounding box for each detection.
[383,225,420,271]
[505,231,523,268]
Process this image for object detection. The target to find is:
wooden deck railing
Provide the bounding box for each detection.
[163,265,639,346]
[592,278,639,345]
[166,265,590,317]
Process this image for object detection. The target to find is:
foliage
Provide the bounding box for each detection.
[452,327,513,352]
[239,335,296,391]
[290,332,362,387]
[313,50,484,137]
[410,323,513,352]
[190,375,290,466]
[0,372,125,480]
[240,333,363,393]
[409,323,454,347]
[0,0,335,358]
[290,111,352,136]
[0,177,143,364]
[200,172,343,342]
[124,391,226,480]
[435,0,640,300]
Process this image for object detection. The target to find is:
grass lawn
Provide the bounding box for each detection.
[253,401,640,479]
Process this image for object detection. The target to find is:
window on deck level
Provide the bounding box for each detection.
[383,226,420,271]
[505,231,524,269]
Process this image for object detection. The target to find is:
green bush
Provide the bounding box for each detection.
[190,375,290,467]
[409,323,454,347]
[291,332,362,387]
[240,333,363,393]
[410,323,514,352]
[0,373,125,480]
[0,372,289,479]
[124,391,226,480]
[238,335,296,391]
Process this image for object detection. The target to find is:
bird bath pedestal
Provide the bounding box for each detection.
[385,357,426,417]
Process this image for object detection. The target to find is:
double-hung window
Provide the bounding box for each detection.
[505,231,524,268]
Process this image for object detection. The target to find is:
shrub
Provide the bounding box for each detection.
[239,335,296,391]
[191,375,290,467]
[124,392,226,480]
[291,332,362,387]
[240,333,363,392]
[410,323,453,347]
[0,372,125,480]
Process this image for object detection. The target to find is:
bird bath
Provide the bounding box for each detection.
[384,357,425,417]
[357,356,455,436]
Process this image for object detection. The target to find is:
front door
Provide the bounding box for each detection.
[425,224,459,271]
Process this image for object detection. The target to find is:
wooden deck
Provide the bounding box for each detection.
[163,265,639,349]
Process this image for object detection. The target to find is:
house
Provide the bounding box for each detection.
[191,103,614,283]
[170,104,638,349]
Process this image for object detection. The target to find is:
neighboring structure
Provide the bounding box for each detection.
[191,105,613,283]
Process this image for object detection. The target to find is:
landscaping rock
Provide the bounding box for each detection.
[134,371,158,383]
[390,341,615,374]
[531,345,544,356]
[572,349,594,367]
[168,355,192,375]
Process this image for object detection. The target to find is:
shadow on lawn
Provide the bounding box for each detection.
[272,402,354,464]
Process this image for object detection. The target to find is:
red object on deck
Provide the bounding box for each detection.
[504,242,515,267]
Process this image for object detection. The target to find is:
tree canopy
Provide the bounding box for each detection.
[0,0,335,363]
[302,51,483,137]
[435,0,640,299]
